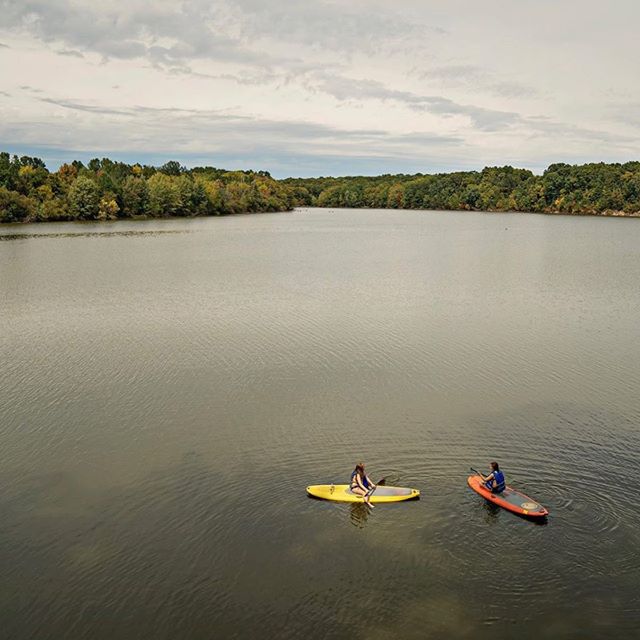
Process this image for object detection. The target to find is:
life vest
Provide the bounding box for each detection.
[350,470,370,489]
[493,470,506,492]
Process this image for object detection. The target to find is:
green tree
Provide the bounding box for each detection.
[121,176,149,217]
[160,160,184,176]
[147,173,181,216]
[224,181,252,213]
[68,176,100,219]
[176,175,208,216]
[386,183,405,208]
[0,152,20,190]
[201,178,224,215]
[38,198,69,221]
[0,186,36,222]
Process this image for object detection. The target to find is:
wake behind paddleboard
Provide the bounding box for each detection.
[467,475,548,518]
[307,484,420,503]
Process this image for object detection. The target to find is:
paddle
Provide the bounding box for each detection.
[362,474,388,509]
[471,466,515,495]
[470,466,513,484]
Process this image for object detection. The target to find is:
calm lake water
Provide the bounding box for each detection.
[1,208,639,639]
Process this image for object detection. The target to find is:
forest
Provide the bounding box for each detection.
[283,162,640,216]
[1,152,640,223]
[282,162,640,215]
[0,153,295,223]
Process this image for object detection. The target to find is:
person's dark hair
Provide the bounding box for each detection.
[355,463,365,475]
[491,462,500,472]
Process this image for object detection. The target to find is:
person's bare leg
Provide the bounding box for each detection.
[352,486,372,506]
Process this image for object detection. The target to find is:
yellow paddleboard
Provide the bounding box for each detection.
[306,484,420,503]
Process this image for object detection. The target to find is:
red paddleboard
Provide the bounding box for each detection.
[467,475,548,518]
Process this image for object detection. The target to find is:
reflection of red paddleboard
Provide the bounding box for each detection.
[467,475,549,518]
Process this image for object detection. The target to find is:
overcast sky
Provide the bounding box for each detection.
[1,0,639,177]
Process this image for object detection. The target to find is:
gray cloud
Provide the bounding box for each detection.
[20,85,44,93]
[38,97,131,116]
[2,95,462,173]
[0,141,473,178]
[421,65,480,81]
[1,1,639,177]
[310,73,636,146]
[221,0,442,53]
[416,64,538,99]
[2,0,442,75]
[56,49,85,59]
[2,0,276,69]
[313,74,520,131]
[21,84,635,172]
[489,82,538,99]
[2,88,636,178]
[607,102,640,129]
[525,116,637,146]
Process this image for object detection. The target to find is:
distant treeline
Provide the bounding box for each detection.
[2,153,640,223]
[0,153,295,223]
[283,162,640,216]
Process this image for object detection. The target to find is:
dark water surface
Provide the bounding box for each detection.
[1,209,639,639]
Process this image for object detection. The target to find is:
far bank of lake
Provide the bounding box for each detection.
[2,151,640,223]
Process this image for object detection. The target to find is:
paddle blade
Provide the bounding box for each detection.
[377,473,400,486]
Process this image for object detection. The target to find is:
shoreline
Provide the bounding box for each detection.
[2,206,640,226]
[298,206,640,219]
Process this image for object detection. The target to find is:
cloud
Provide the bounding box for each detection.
[1,94,463,177]
[221,0,442,53]
[421,65,480,81]
[56,49,85,59]
[312,74,521,131]
[0,42,10,49]
[607,102,640,130]
[2,0,443,75]
[0,141,471,179]
[20,85,44,93]
[525,116,637,146]
[1,1,639,177]
[416,64,538,99]
[2,0,276,69]
[489,81,538,99]
[310,73,637,146]
[38,97,131,116]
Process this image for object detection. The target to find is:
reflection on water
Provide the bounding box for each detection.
[349,502,372,528]
[1,209,639,639]
[0,229,191,241]
[480,499,502,522]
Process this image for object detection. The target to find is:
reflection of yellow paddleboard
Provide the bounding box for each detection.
[306,484,420,503]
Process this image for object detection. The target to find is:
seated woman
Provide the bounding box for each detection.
[480,462,506,493]
[350,463,376,507]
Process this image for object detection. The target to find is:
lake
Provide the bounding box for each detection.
[1,208,639,639]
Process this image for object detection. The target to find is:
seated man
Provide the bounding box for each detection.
[481,462,506,493]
